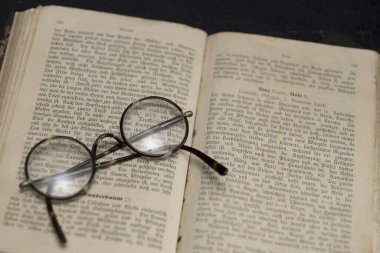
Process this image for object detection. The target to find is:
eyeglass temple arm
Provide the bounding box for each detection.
[180,145,228,176]
[77,135,229,174]
[96,145,228,176]
[127,111,193,144]
[46,198,67,244]
[19,144,140,189]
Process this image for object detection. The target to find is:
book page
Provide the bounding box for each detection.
[0,6,206,253]
[179,33,378,253]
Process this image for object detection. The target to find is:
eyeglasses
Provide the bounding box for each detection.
[19,96,228,244]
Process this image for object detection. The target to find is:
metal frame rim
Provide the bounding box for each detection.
[119,96,189,158]
[24,135,96,201]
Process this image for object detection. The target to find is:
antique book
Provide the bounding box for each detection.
[0,5,379,253]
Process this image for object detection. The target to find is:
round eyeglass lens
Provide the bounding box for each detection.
[25,137,94,199]
[121,97,188,156]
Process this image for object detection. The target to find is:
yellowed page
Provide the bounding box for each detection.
[0,6,206,253]
[179,33,378,253]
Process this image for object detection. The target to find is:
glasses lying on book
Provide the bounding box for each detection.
[19,96,228,244]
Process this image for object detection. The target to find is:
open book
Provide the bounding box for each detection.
[0,5,379,253]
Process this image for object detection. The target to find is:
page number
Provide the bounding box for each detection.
[56,20,63,25]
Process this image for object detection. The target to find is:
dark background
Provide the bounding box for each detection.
[0,0,379,52]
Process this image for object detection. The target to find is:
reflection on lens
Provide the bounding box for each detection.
[121,97,188,157]
[25,137,94,199]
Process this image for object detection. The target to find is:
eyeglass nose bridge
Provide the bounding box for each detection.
[91,133,124,156]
